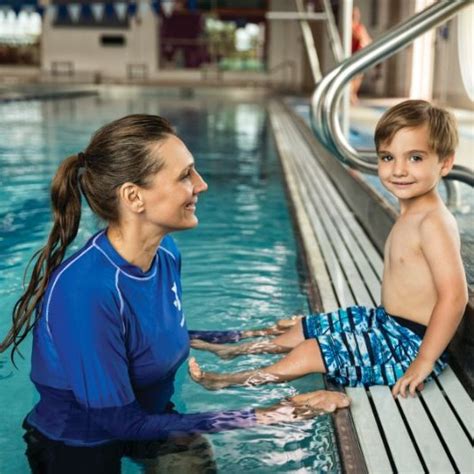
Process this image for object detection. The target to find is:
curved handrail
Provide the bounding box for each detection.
[312,0,473,186]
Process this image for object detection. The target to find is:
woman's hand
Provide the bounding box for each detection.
[288,390,351,413]
[255,390,350,425]
[392,356,433,398]
[255,404,314,424]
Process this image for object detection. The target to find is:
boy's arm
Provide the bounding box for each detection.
[392,213,468,398]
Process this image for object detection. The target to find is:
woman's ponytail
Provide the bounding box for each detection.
[0,154,83,364]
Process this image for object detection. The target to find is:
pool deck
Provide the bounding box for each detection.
[0,83,102,102]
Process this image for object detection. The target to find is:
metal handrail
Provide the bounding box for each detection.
[312,0,473,186]
[294,0,322,83]
[321,0,344,63]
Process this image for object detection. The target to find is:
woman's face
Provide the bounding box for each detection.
[140,135,208,233]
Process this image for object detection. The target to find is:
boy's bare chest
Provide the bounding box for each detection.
[385,220,423,267]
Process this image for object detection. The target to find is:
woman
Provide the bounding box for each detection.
[0,115,349,473]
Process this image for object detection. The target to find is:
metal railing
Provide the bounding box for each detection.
[311,0,474,187]
[294,0,322,83]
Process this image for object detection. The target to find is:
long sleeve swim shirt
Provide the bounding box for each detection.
[27,230,256,446]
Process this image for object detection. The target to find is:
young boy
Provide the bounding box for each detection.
[188,100,468,398]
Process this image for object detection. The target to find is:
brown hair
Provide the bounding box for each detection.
[374,99,458,160]
[1,114,175,364]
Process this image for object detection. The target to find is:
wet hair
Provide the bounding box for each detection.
[1,114,175,364]
[374,99,458,160]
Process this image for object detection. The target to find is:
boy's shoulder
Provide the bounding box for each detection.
[420,205,457,227]
[419,205,459,242]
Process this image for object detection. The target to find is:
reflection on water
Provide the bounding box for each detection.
[0,89,339,473]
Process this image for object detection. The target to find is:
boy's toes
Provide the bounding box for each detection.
[190,339,206,349]
[188,357,202,381]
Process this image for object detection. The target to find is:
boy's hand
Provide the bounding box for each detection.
[392,356,434,398]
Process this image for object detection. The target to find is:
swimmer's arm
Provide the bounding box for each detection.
[392,213,468,397]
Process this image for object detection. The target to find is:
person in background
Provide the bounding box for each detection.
[0,114,350,474]
[351,6,372,104]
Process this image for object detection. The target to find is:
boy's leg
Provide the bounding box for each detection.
[190,319,306,359]
[188,315,303,345]
[239,315,303,338]
[189,338,325,390]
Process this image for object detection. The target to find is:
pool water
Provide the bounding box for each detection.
[0,88,339,473]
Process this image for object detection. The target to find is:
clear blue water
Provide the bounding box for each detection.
[0,89,339,473]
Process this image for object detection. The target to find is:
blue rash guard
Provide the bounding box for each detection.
[27,230,256,447]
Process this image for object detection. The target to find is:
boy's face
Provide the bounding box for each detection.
[377,125,454,201]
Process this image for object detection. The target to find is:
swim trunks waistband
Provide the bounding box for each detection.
[389,314,426,339]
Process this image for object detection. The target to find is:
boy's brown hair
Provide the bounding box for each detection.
[374,99,458,160]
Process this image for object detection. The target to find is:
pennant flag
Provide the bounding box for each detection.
[47,5,57,22]
[67,4,81,23]
[91,3,105,22]
[150,1,159,15]
[138,1,150,16]
[114,2,127,21]
[161,0,174,17]
[128,2,137,16]
[56,5,69,22]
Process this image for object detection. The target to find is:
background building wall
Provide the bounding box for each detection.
[7,0,473,106]
[433,17,473,109]
[267,0,304,90]
[41,4,158,80]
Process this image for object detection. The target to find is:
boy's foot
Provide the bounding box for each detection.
[276,315,303,330]
[188,357,280,390]
[188,357,233,390]
[241,325,284,338]
[190,339,238,359]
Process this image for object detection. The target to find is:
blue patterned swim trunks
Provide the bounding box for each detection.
[302,305,447,387]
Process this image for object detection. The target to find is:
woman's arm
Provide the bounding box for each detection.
[49,287,329,441]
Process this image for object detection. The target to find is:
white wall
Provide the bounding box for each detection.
[41,5,158,80]
[433,17,473,109]
[267,0,305,89]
